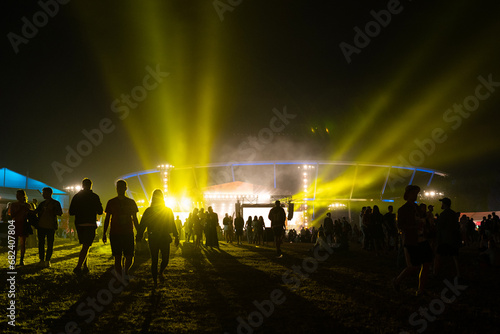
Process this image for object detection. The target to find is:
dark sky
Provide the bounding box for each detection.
[2,0,500,209]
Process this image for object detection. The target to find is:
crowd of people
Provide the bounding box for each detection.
[5,179,289,288]
[5,179,498,293]
[181,200,287,257]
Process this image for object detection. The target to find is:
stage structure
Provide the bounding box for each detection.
[118,160,448,227]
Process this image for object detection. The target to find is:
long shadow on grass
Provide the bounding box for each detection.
[51,242,81,252]
[234,243,418,331]
[178,243,353,334]
[46,249,152,334]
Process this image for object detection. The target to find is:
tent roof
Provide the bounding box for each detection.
[0,168,66,195]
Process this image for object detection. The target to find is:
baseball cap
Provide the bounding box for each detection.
[439,197,451,206]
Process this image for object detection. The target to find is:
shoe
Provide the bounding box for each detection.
[19,261,25,266]
[276,254,283,259]
[82,267,89,274]
[38,260,45,267]
[73,267,82,275]
[45,261,51,268]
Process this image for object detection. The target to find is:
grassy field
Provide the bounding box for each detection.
[1,237,499,333]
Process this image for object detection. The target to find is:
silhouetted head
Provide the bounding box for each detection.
[403,185,420,202]
[275,200,280,207]
[150,189,165,207]
[82,178,92,190]
[439,197,451,209]
[42,187,53,200]
[16,189,27,203]
[116,179,127,196]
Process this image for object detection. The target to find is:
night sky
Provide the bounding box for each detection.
[2,0,500,209]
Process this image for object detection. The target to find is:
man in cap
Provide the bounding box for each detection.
[434,197,461,278]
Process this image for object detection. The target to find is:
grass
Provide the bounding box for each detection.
[1,237,499,333]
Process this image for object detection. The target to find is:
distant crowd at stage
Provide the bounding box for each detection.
[2,180,499,293]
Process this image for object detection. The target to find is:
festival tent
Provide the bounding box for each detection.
[0,168,68,209]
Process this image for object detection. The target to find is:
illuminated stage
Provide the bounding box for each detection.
[118,160,448,227]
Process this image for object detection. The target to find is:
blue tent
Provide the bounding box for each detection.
[0,168,68,208]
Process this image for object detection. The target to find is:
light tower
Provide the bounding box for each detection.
[157,164,174,195]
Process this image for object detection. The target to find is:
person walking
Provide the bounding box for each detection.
[35,187,63,267]
[8,190,34,266]
[69,178,103,274]
[136,189,179,289]
[393,185,433,296]
[102,180,139,278]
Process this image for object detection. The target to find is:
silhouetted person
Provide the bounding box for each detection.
[259,216,267,245]
[8,190,33,266]
[185,213,193,243]
[192,208,203,249]
[198,208,207,246]
[175,215,183,240]
[205,206,220,249]
[103,180,139,278]
[35,187,62,267]
[371,205,385,255]
[252,215,261,245]
[246,216,253,243]
[137,189,178,289]
[362,207,372,250]
[234,213,244,245]
[324,212,334,245]
[383,205,397,251]
[269,200,286,258]
[69,178,103,274]
[393,185,433,296]
[434,197,461,278]
[223,213,233,243]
